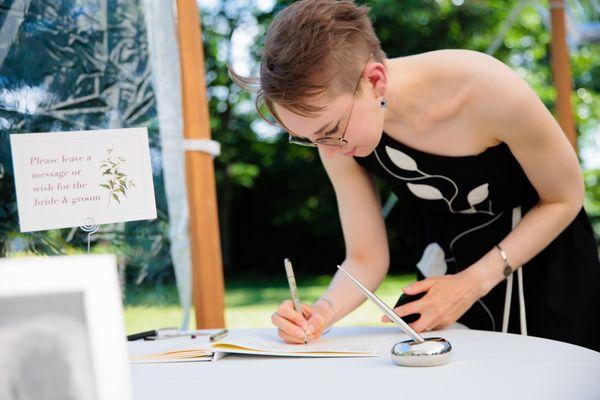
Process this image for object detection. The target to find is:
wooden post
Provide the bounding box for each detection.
[175,0,225,328]
[549,0,578,151]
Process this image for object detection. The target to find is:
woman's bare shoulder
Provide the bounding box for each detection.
[409,50,528,107]
[389,50,511,98]
[409,49,510,77]
[401,50,538,140]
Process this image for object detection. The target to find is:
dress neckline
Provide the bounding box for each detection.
[373,131,509,161]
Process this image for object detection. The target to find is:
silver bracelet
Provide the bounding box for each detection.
[495,244,513,279]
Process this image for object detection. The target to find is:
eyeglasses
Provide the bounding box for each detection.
[288,53,373,148]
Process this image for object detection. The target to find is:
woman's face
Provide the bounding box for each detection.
[274,62,388,159]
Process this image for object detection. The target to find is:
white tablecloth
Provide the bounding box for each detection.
[129,326,600,400]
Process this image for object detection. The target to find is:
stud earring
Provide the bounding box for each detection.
[380,97,388,108]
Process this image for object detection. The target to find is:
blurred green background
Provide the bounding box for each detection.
[0,0,598,332]
[124,274,414,333]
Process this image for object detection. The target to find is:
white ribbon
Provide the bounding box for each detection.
[183,139,221,157]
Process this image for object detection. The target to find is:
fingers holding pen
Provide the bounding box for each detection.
[271,299,312,343]
[277,300,309,330]
[278,330,305,344]
[277,327,319,344]
[271,312,307,339]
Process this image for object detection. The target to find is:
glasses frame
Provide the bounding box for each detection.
[288,53,373,148]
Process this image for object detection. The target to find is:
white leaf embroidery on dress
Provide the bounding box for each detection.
[467,183,489,207]
[417,242,447,277]
[385,146,418,171]
[407,183,444,200]
[374,146,496,215]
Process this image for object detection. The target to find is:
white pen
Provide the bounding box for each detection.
[284,258,308,345]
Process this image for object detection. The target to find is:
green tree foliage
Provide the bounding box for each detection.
[208,0,600,277]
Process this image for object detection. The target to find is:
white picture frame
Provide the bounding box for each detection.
[0,255,133,400]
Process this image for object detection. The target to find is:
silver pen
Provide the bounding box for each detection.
[209,329,229,342]
[284,258,308,345]
[336,265,425,343]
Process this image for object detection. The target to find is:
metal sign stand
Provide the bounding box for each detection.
[80,218,99,254]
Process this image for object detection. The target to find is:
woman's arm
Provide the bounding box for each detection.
[395,51,584,332]
[272,148,390,343]
[314,148,390,325]
[466,52,583,296]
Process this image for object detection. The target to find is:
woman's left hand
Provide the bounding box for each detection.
[382,271,483,332]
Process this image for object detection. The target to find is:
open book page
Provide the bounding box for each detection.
[128,336,224,363]
[127,326,407,361]
[210,327,399,357]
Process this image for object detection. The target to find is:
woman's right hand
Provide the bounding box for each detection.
[271,299,335,344]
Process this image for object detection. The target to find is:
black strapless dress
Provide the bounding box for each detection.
[354,132,600,352]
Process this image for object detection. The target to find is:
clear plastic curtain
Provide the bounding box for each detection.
[0,0,192,328]
[142,0,192,329]
[0,0,157,132]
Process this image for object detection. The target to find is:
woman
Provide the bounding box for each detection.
[230,0,600,351]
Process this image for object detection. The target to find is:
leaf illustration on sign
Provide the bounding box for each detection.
[467,183,489,207]
[385,146,418,171]
[99,148,136,207]
[407,183,444,200]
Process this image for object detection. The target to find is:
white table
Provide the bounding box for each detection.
[129,326,600,400]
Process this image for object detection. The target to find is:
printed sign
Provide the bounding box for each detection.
[10,128,156,232]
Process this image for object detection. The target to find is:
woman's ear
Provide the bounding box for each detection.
[364,62,387,98]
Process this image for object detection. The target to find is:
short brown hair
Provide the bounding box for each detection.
[229,0,386,128]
